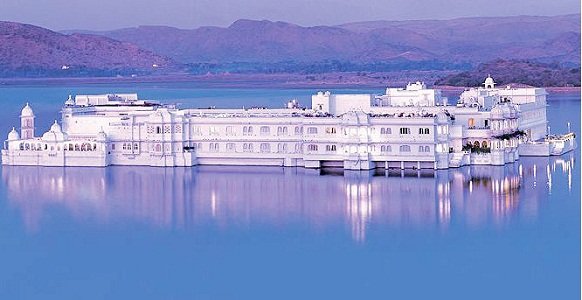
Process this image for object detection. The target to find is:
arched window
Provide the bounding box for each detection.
[399,145,411,152]
[260,143,270,153]
[468,118,475,128]
[295,143,302,153]
[75,144,80,151]
[260,126,270,135]
[155,144,161,152]
[295,126,302,135]
[482,141,488,148]
[474,141,480,148]
[326,145,337,152]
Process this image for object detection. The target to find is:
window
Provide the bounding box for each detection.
[175,125,182,133]
[419,128,430,134]
[468,118,475,128]
[226,143,235,152]
[294,126,302,135]
[277,126,288,136]
[243,126,254,136]
[243,143,254,152]
[260,126,270,135]
[260,143,270,153]
[326,145,337,152]
[399,145,411,152]
[381,145,392,152]
[226,126,234,135]
[295,143,302,153]
[307,144,318,152]
[419,145,430,152]
[381,128,392,134]
[192,126,202,135]
[156,126,162,134]
[399,128,410,134]
[210,143,219,152]
[164,125,171,134]
[307,127,318,134]
[325,127,337,134]
[277,143,288,153]
[485,120,489,127]
[209,126,218,135]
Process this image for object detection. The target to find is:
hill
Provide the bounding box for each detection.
[434,59,581,87]
[67,14,580,67]
[0,21,178,77]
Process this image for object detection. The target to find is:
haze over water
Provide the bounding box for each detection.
[0,84,579,299]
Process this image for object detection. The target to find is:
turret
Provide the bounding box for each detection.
[483,75,496,89]
[20,103,35,139]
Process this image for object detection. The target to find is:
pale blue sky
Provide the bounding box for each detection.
[0,0,579,30]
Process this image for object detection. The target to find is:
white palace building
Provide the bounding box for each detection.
[1,76,576,170]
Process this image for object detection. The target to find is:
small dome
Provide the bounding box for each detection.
[42,121,66,142]
[50,120,62,133]
[436,111,449,124]
[509,104,519,119]
[501,105,511,117]
[96,128,107,142]
[490,105,504,119]
[65,95,75,106]
[20,103,34,117]
[483,75,496,88]
[7,127,19,141]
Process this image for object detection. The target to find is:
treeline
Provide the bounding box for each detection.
[435,59,581,87]
[185,60,472,75]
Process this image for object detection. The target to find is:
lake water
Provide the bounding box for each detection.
[0,84,579,299]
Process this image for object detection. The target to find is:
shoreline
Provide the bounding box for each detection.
[0,74,580,93]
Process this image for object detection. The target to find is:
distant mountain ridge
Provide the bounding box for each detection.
[0,14,579,78]
[0,21,177,77]
[66,14,580,65]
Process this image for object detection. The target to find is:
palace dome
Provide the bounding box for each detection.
[7,127,19,141]
[42,121,67,142]
[436,111,449,124]
[96,128,107,142]
[20,103,34,117]
[490,105,504,119]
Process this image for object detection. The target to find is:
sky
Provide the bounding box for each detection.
[0,0,580,31]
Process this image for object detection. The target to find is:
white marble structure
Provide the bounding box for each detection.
[1,77,575,169]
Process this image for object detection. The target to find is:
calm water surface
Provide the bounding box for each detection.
[0,84,579,299]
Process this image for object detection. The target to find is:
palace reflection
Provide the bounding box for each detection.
[1,152,575,241]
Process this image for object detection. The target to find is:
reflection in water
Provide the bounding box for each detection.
[1,153,575,241]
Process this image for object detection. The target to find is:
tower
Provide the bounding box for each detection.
[20,103,35,139]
